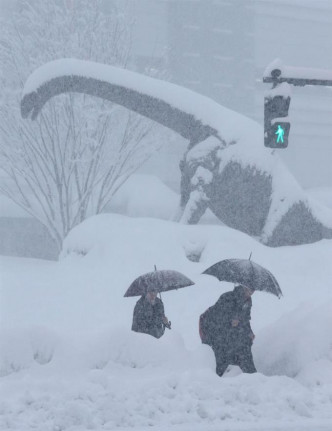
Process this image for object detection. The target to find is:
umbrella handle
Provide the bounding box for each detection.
[164,321,171,330]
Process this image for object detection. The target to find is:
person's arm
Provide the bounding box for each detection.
[246,316,255,341]
[132,300,146,332]
[240,300,255,341]
[199,308,214,344]
[131,302,139,331]
[158,299,170,326]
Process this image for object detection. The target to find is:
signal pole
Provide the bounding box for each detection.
[263,60,332,149]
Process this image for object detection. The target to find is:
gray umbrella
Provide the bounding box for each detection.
[202,259,282,298]
[124,269,195,297]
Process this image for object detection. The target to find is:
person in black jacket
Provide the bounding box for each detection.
[199,285,256,377]
[132,291,170,339]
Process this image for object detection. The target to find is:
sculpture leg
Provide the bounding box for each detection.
[179,189,209,224]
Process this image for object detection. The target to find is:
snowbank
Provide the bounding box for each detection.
[106,174,179,220]
[1,325,331,430]
[1,214,332,430]
[255,302,332,383]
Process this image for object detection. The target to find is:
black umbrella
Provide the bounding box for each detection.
[124,269,195,297]
[202,259,282,298]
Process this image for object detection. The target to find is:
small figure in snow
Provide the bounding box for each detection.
[199,285,256,377]
[132,291,170,339]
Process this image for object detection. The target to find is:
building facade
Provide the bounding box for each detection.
[132,0,332,189]
[167,0,255,117]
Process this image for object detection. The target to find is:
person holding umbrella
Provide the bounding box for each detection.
[200,284,256,376]
[131,290,170,339]
[124,268,195,339]
[200,258,282,377]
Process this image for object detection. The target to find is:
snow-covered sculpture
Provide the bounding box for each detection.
[21,59,332,246]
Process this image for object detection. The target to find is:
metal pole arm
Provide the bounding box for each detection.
[263,75,332,87]
[263,62,332,87]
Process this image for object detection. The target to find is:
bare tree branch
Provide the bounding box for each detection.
[0,0,165,254]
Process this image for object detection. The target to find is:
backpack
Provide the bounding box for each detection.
[199,306,214,346]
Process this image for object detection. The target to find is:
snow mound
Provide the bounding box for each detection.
[106,174,179,220]
[0,326,212,377]
[255,302,332,384]
[2,214,332,429]
[1,325,329,430]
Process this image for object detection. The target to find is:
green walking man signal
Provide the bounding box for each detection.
[275,125,285,143]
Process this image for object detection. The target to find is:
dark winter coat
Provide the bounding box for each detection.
[199,285,254,355]
[132,296,166,339]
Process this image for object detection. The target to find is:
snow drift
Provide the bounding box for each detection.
[1,213,332,430]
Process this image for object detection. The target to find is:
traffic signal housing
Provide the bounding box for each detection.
[264,91,291,148]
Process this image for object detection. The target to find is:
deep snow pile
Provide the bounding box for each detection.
[106,173,221,224]
[1,327,331,430]
[107,174,179,220]
[1,213,332,430]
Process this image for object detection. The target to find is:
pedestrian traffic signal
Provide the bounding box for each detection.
[264,93,291,148]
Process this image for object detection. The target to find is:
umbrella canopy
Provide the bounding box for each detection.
[202,259,282,298]
[124,270,195,297]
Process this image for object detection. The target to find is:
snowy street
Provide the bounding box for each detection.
[1,213,332,430]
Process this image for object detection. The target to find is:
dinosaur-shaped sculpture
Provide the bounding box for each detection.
[21,59,332,246]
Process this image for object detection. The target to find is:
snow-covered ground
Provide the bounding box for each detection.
[1,177,332,430]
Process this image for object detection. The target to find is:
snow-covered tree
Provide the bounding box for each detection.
[0,0,161,251]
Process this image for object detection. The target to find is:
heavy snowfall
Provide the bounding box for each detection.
[1,1,332,431]
[1,176,332,430]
